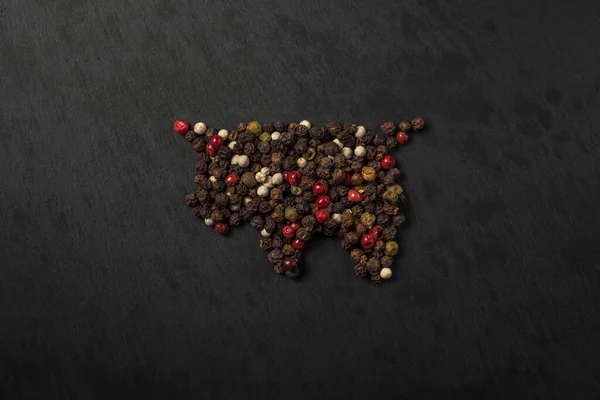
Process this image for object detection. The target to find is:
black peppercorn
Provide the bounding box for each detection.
[185,193,199,207]
[191,206,203,218]
[381,121,396,136]
[274,121,287,132]
[214,192,228,208]
[272,236,284,249]
[260,238,273,250]
[230,213,242,226]
[218,146,232,160]
[296,228,310,241]
[268,249,284,263]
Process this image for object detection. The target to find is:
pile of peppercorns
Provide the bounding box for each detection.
[174,117,425,283]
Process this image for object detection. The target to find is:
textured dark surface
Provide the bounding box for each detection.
[2,0,600,398]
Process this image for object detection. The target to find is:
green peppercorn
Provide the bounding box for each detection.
[360,212,376,228]
[285,207,298,221]
[383,190,398,204]
[247,121,262,136]
[385,241,399,256]
[290,186,303,196]
[259,132,271,142]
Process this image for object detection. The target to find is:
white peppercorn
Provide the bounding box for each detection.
[238,155,250,167]
[355,146,366,157]
[204,218,214,226]
[299,120,311,129]
[261,228,271,237]
[194,122,207,134]
[355,126,366,138]
[271,173,283,185]
[255,171,267,184]
[341,147,353,159]
[264,176,274,189]
[297,157,307,168]
[257,185,270,197]
[218,129,228,140]
[380,268,392,279]
[271,131,281,141]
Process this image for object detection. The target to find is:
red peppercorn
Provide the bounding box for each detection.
[361,234,376,249]
[283,257,298,270]
[289,221,302,231]
[396,131,408,145]
[369,226,383,239]
[316,195,331,209]
[209,135,224,150]
[343,172,352,186]
[313,181,328,195]
[381,155,396,170]
[315,209,330,223]
[225,174,240,184]
[288,171,301,186]
[215,222,229,234]
[292,239,305,250]
[205,144,216,157]
[348,189,363,203]
[174,120,189,134]
[282,225,296,239]
[283,171,290,181]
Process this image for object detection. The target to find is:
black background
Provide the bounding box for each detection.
[2,0,600,398]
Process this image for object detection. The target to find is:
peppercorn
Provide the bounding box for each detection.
[360,212,376,228]
[301,215,317,230]
[268,249,284,263]
[282,244,295,256]
[174,120,189,134]
[398,121,412,132]
[327,121,342,136]
[411,117,425,131]
[381,121,396,136]
[382,227,397,241]
[185,193,199,207]
[191,206,203,218]
[361,166,376,182]
[380,268,392,280]
[214,193,228,208]
[260,238,273,250]
[184,130,197,143]
[284,207,297,221]
[392,214,406,228]
[211,181,225,192]
[258,142,271,153]
[258,200,272,214]
[296,228,310,241]
[384,241,399,256]
[366,257,380,274]
[229,213,242,226]
[272,121,286,132]
[354,264,368,277]
[210,209,224,222]
[246,121,262,135]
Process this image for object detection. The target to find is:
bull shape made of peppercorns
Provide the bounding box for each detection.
[175,118,425,283]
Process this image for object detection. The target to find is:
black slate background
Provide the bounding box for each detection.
[2,0,600,398]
